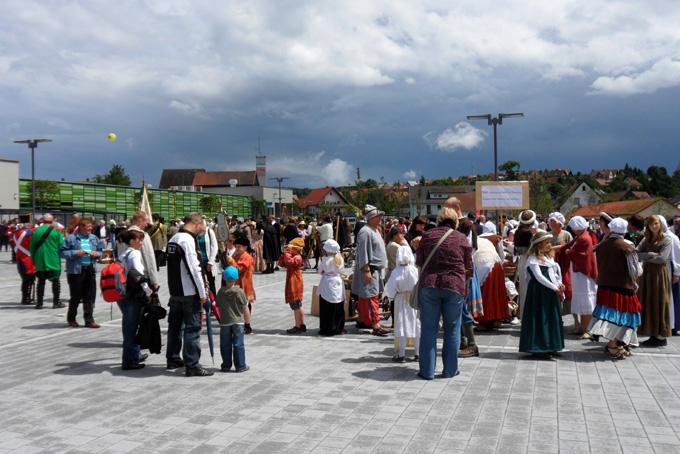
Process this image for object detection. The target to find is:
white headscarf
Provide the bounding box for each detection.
[608,218,628,235]
[569,216,588,231]
[658,215,669,232]
[548,212,565,226]
[384,246,419,299]
[482,221,497,235]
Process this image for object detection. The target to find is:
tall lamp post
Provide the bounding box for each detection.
[269,176,289,218]
[13,139,52,222]
[467,113,523,224]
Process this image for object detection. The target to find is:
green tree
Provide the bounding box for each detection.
[92,164,132,186]
[420,174,426,186]
[364,178,379,189]
[499,160,521,181]
[199,195,221,217]
[28,180,60,209]
[317,200,330,216]
[391,181,408,215]
[647,166,675,198]
[529,172,553,216]
[251,199,268,218]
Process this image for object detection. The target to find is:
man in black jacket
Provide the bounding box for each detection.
[165,212,213,377]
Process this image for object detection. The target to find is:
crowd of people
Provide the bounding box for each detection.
[5,200,680,378]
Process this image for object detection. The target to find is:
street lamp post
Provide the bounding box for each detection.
[13,139,52,222]
[269,177,289,218]
[466,113,523,182]
[467,113,523,224]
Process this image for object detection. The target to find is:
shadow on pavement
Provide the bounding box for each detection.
[67,341,121,349]
[22,323,71,330]
[351,366,418,381]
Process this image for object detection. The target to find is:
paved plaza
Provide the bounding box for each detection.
[2,249,680,454]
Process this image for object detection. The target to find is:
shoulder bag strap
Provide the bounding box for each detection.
[419,228,454,274]
[33,225,55,252]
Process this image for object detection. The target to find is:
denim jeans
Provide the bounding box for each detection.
[117,297,144,367]
[220,324,246,371]
[166,295,203,370]
[419,288,466,379]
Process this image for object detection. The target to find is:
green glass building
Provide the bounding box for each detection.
[19,179,252,221]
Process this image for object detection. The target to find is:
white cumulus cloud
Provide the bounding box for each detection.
[423,122,488,152]
[589,58,680,96]
[403,169,417,179]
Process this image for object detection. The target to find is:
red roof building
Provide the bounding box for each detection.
[192,171,259,187]
[297,187,349,215]
[570,198,680,219]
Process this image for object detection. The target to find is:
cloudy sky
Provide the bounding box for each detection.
[1,0,679,189]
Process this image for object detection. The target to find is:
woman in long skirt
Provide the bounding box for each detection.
[317,240,346,336]
[519,232,565,359]
[587,218,642,359]
[561,216,597,336]
[637,215,673,347]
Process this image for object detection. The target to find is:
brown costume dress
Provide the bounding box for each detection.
[637,235,672,338]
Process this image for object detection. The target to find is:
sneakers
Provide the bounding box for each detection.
[138,354,148,363]
[458,345,480,357]
[510,317,520,325]
[84,322,100,328]
[287,324,306,334]
[53,302,66,309]
[185,368,214,377]
[166,360,185,369]
[236,366,250,373]
[392,355,406,363]
[122,363,145,370]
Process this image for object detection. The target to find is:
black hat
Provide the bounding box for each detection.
[234,237,250,247]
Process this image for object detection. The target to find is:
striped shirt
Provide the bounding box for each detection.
[78,234,92,266]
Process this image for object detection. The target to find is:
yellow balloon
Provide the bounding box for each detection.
[108,133,116,142]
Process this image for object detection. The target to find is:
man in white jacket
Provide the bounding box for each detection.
[117,211,158,290]
[165,212,213,377]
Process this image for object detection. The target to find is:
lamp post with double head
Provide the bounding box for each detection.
[466,113,523,225]
[13,139,53,222]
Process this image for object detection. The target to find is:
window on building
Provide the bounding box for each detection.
[574,197,580,206]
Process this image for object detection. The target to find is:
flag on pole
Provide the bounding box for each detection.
[139,179,153,221]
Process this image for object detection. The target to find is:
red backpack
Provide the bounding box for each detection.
[100,259,128,302]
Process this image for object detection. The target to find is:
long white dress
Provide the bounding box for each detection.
[569,263,597,315]
[384,246,420,352]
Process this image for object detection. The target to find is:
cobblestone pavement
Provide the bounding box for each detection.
[1,248,680,453]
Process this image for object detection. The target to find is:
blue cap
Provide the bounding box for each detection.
[223,266,239,282]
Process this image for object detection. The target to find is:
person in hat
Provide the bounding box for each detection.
[561,216,598,336]
[317,239,346,336]
[514,210,536,318]
[216,266,249,372]
[280,237,306,333]
[519,232,566,359]
[225,237,255,334]
[548,212,573,319]
[351,205,390,336]
[587,218,642,358]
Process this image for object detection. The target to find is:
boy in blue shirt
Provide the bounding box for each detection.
[216,267,249,372]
